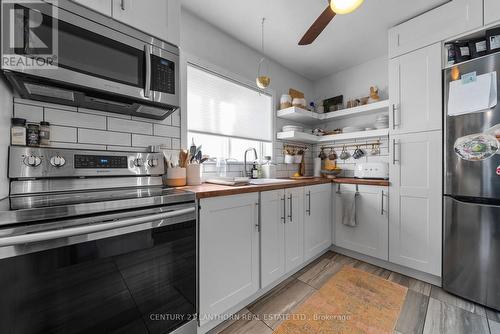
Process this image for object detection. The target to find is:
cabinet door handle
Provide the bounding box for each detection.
[254,202,260,232]
[392,103,400,129]
[392,139,400,165]
[281,196,286,223]
[288,194,293,222]
[381,190,384,215]
[120,0,125,10]
[306,191,311,216]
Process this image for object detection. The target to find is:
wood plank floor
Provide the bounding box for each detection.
[209,251,500,334]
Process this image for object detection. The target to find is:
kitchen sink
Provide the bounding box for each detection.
[249,179,295,185]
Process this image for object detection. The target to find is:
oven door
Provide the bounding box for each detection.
[0,203,196,334]
[1,1,179,108]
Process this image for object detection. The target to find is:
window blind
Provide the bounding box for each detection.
[187,65,273,142]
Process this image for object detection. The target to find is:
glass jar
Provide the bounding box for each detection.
[26,123,40,147]
[11,118,26,146]
[216,157,227,177]
[39,121,50,146]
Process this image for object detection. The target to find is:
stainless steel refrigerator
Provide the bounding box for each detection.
[443,53,500,311]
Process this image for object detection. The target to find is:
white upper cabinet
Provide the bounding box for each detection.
[304,184,332,261]
[260,190,286,288]
[388,0,483,58]
[334,184,389,261]
[284,187,305,273]
[485,0,500,25]
[112,0,169,41]
[389,131,442,277]
[389,43,442,135]
[199,193,260,326]
[72,0,112,16]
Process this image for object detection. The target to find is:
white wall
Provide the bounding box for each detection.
[313,56,388,104]
[0,77,13,199]
[180,9,315,177]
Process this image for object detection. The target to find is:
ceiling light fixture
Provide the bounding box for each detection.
[256,17,270,90]
[330,0,364,15]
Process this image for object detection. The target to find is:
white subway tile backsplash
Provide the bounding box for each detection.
[108,117,153,135]
[51,126,77,143]
[171,138,181,149]
[48,142,106,151]
[78,129,131,146]
[154,124,180,138]
[171,110,180,126]
[79,108,131,119]
[14,103,43,122]
[132,134,171,148]
[45,108,106,130]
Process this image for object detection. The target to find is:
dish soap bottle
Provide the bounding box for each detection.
[251,163,259,179]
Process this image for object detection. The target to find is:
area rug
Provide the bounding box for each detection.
[273,266,407,334]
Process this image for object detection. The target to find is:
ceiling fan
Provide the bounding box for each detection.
[298,0,364,45]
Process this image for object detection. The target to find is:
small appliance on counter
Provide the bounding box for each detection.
[354,162,389,179]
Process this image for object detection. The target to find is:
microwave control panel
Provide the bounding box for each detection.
[151,55,175,94]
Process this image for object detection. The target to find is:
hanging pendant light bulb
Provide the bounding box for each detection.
[256,18,271,89]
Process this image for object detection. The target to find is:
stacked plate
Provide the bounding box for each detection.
[374,114,389,129]
[282,125,304,132]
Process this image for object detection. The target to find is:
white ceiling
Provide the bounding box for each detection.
[181,0,449,80]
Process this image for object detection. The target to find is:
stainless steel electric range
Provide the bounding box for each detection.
[0,146,197,334]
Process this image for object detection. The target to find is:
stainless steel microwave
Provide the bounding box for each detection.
[0,0,179,120]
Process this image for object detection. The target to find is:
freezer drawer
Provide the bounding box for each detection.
[443,196,500,311]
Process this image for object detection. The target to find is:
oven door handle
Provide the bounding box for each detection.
[144,44,152,98]
[0,207,195,247]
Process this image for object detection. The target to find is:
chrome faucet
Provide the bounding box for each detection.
[244,147,258,177]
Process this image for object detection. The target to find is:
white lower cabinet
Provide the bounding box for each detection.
[389,131,442,276]
[304,184,332,261]
[199,193,260,326]
[334,184,389,260]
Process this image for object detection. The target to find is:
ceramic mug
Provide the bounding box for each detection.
[284,154,295,164]
[339,146,350,160]
[353,148,365,159]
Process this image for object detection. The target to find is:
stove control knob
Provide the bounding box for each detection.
[134,158,144,167]
[148,159,158,167]
[50,155,66,168]
[24,155,42,167]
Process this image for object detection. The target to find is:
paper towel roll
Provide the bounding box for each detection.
[314,158,322,177]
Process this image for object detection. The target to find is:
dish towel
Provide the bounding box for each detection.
[342,192,360,227]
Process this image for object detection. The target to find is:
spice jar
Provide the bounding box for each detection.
[39,121,50,146]
[11,118,26,146]
[26,123,40,147]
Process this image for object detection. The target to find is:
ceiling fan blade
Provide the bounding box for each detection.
[298,5,336,45]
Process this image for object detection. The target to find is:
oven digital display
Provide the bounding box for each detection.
[74,155,128,168]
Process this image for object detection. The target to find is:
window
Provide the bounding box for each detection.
[187,64,273,161]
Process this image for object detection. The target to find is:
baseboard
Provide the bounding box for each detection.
[331,246,442,287]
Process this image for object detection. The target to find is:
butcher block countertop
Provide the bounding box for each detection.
[180,178,389,199]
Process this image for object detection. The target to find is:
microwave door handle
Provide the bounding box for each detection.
[0,207,195,247]
[144,44,152,98]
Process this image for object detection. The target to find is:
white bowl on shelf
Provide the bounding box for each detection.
[282,125,304,132]
[342,126,363,133]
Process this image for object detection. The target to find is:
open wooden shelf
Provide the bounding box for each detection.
[277,100,390,125]
[277,128,389,144]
